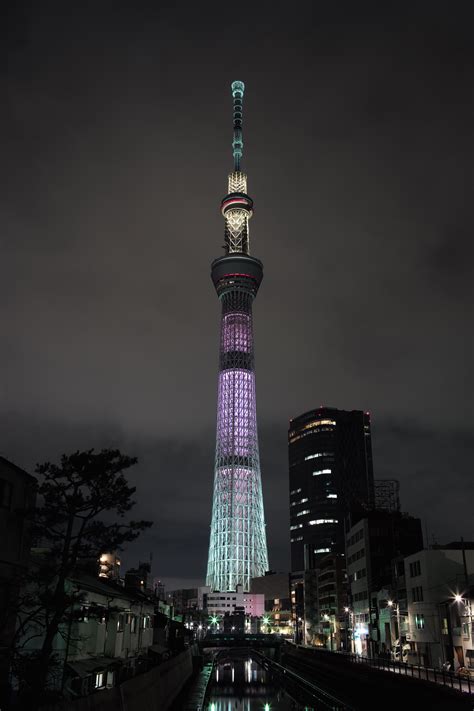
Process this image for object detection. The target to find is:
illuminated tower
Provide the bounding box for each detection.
[206,81,268,592]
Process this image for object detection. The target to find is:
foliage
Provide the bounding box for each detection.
[14,448,152,708]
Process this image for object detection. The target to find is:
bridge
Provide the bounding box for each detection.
[198,632,283,652]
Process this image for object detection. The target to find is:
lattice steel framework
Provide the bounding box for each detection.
[206,81,268,592]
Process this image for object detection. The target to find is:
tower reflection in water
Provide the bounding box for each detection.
[207,655,299,710]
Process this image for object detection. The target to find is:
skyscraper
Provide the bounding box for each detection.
[206,82,268,592]
[288,407,374,573]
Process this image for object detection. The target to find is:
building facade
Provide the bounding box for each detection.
[0,457,36,707]
[288,407,374,573]
[167,588,198,617]
[251,572,292,635]
[345,511,423,656]
[402,545,474,669]
[18,571,157,699]
[206,81,268,592]
[198,585,264,620]
[307,553,349,650]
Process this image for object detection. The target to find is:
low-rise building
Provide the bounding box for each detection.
[198,584,264,619]
[167,587,198,617]
[403,544,474,669]
[60,574,156,696]
[18,569,161,699]
[251,572,292,635]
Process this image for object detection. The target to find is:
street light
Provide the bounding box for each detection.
[262,615,270,633]
[210,615,220,633]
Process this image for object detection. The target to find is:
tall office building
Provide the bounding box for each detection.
[288,407,374,573]
[206,82,268,592]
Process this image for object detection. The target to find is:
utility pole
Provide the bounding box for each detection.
[396,603,402,662]
[460,537,472,647]
[388,599,403,662]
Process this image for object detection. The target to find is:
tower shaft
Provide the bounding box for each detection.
[206,82,268,592]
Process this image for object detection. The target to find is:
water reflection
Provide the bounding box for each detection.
[207,654,302,710]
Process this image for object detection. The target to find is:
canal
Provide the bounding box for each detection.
[205,652,307,710]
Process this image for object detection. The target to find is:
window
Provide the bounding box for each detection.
[296,509,310,517]
[347,548,365,565]
[309,519,338,525]
[314,548,331,553]
[78,605,89,623]
[395,561,405,578]
[94,671,105,689]
[313,469,332,477]
[130,615,137,634]
[415,614,425,629]
[289,419,336,443]
[116,614,124,632]
[304,452,333,461]
[409,560,421,577]
[326,494,337,499]
[412,586,423,602]
[0,479,13,509]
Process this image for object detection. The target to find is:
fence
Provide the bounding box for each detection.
[347,652,473,695]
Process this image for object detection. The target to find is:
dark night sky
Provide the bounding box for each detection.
[3,1,473,590]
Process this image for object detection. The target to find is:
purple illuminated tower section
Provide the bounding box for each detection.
[206,81,268,592]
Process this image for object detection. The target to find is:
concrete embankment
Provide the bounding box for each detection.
[282,645,472,710]
[41,648,194,711]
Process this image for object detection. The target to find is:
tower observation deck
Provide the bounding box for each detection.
[206,81,269,592]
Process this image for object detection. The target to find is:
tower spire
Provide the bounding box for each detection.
[220,80,253,255]
[232,80,244,170]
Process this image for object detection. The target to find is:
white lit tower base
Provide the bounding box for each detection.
[206,81,268,592]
